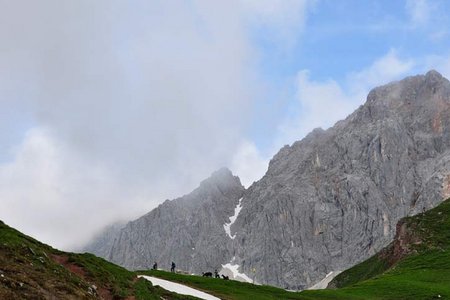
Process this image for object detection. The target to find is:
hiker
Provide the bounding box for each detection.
[152,262,157,270]
[171,262,176,273]
[214,269,219,278]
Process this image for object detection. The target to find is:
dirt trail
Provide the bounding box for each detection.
[51,254,113,300]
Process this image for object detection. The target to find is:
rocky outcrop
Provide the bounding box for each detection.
[82,222,125,259]
[231,70,450,289]
[106,168,244,273]
[88,70,450,290]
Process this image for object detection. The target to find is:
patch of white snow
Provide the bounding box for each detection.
[220,263,257,284]
[223,197,243,239]
[138,275,220,300]
[308,271,342,290]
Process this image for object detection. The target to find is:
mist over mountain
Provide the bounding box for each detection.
[86,168,244,273]
[86,71,450,289]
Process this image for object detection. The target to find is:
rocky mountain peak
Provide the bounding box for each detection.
[199,167,242,190]
[88,71,450,290]
[101,167,245,272]
[425,69,444,82]
[231,71,450,289]
[338,69,450,144]
[365,69,449,109]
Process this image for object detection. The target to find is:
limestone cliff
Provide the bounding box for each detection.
[87,71,450,290]
[232,70,450,289]
[107,168,244,273]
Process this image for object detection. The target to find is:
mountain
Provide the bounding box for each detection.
[88,70,450,290]
[5,201,448,300]
[325,198,450,294]
[83,221,125,260]
[140,198,450,299]
[0,220,199,299]
[106,168,245,272]
[309,197,450,298]
[231,70,450,289]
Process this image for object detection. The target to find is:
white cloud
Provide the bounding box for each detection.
[277,71,359,145]
[404,0,450,42]
[230,140,268,188]
[0,128,149,249]
[0,1,313,249]
[240,0,316,43]
[424,55,450,79]
[277,50,415,146]
[347,49,415,95]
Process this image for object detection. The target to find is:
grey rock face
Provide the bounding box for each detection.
[88,70,450,290]
[83,222,125,258]
[106,168,244,273]
[232,70,450,289]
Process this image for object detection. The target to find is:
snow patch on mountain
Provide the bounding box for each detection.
[223,197,243,239]
[138,275,220,300]
[220,262,256,284]
[308,271,342,290]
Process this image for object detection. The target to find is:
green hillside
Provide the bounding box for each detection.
[143,198,450,300]
[2,197,450,299]
[0,220,198,299]
[306,197,450,299]
[139,269,309,300]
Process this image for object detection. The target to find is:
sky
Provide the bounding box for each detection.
[1,0,450,250]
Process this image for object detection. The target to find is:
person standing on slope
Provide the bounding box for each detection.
[171,262,176,272]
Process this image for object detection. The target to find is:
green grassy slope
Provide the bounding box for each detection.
[139,269,309,300]
[0,220,198,299]
[3,197,450,299]
[144,198,450,300]
[304,197,450,299]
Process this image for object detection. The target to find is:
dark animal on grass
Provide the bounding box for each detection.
[202,272,213,277]
[221,275,229,280]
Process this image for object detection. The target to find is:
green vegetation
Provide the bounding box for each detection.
[0,220,197,299]
[143,198,450,300]
[304,198,450,299]
[66,252,133,297]
[2,197,450,299]
[327,250,391,288]
[139,269,309,300]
